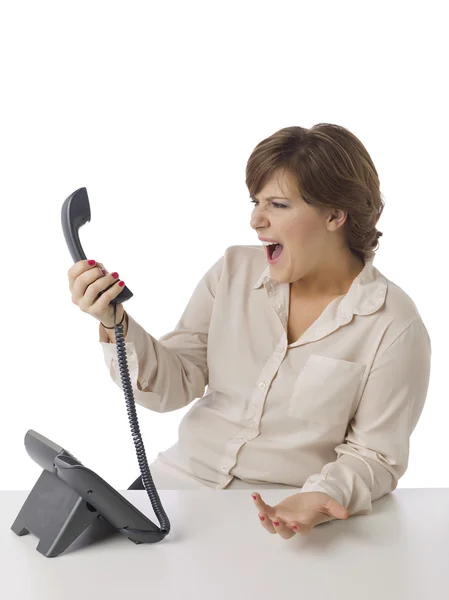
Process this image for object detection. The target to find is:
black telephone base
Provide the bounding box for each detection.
[11,469,105,557]
[10,430,166,557]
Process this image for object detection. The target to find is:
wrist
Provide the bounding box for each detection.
[101,307,126,329]
[100,310,128,342]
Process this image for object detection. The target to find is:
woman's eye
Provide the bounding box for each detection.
[250,200,287,209]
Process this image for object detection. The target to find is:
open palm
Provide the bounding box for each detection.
[252,491,349,539]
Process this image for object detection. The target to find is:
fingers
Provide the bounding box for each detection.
[71,267,105,305]
[70,260,120,310]
[270,518,297,539]
[88,278,125,318]
[259,512,298,539]
[252,493,276,534]
[252,493,297,539]
[252,493,276,519]
[69,260,106,299]
[68,259,101,293]
[68,260,122,312]
[67,259,126,328]
[80,271,121,310]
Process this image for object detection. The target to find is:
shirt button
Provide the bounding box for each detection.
[259,382,266,389]
[220,465,228,472]
[278,346,285,352]
[235,437,244,443]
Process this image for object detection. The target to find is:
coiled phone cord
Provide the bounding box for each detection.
[112,301,171,536]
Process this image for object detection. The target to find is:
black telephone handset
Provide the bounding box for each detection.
[61,187,133,304]
[10,187,170,557]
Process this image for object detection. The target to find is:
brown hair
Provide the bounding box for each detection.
[245,123,384,263]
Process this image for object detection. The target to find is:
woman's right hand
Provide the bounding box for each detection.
[68,259,126,328]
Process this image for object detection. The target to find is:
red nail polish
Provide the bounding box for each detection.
[88,260,96,266]
[292,526,298,530]
[252,494,257,500]
[259,515,265,521]
[273,522,280,527]
[118,281,125,287]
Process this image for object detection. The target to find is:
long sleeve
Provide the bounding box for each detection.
[299,317,432,516]
[99,254,224,413]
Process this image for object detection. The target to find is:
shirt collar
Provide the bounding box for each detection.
[252,252,387,317]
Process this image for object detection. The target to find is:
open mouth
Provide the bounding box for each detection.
[267,243,284,262]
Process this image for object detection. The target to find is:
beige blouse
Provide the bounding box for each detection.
[99,245,432,517]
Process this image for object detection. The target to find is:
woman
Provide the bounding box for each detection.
[68,123,431,538]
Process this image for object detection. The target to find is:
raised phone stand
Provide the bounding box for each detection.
[11,468,103,558]
[10,430,165,558]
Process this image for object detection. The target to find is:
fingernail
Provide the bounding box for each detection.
[101,269,107,274]
[292,526,298,530]
[88,260,96,266]
[119,281,125,287]
[259,515,265,521]
[273,521,280,527]
[111,272,119,279]
[252,494,257,500]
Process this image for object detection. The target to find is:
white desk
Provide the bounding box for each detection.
[2,488,448,599]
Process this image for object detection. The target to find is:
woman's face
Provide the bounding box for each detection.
[249,169,361,296]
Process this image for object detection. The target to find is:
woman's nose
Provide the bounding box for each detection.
[251,216,268,229]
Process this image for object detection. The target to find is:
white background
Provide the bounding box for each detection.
[1,1,446,492]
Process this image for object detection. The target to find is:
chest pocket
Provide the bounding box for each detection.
[286,354,366,425]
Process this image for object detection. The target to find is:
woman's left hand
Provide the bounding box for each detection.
[252,491,349,538]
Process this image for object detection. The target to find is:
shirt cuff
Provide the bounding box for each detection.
[300,458,374,516]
